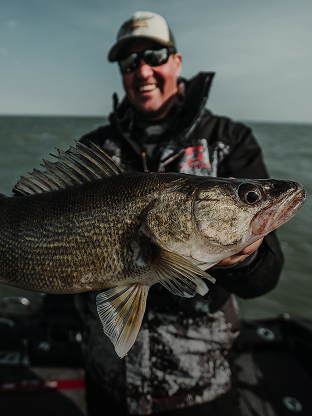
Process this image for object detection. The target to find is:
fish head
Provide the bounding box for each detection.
[193,178,306,257]
[248,179,306,236]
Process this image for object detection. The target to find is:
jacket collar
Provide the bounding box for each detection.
[177,72,215,140]
[110,72,215,163]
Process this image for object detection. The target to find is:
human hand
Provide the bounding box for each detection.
[216,237,264,267]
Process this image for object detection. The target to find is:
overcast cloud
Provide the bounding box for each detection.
[0,0,311,122]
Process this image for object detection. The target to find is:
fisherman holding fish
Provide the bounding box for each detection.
[73,11,285,416]
[0,8,306,416]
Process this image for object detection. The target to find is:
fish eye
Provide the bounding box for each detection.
[238,183,262,205]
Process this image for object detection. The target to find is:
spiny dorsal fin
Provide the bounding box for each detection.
[13,141,125,196]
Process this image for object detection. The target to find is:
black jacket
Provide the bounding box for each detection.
[77,72,284,414]
[79,72,284,305]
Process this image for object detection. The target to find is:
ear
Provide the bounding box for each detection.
[173,53,182,77]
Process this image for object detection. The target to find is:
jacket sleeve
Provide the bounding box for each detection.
[216,118,269,179]
[209,117,284,298]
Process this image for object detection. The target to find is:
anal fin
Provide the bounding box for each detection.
[151,248,215,298]
[96,284,149,358]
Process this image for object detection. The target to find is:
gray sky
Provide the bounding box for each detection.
[1,0,311,122]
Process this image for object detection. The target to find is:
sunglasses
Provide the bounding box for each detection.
[118,46,176,74]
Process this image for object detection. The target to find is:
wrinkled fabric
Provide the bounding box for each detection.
[126,307,239,414]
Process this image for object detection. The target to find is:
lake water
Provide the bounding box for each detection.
[0,115,311,320]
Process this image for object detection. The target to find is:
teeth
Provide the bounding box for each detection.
[139,84,156,92]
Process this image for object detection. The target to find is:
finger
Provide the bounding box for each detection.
[217,254,249,266]
[239,237,264,256]
[216,237,264,266]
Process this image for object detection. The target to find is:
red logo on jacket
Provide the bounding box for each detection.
[184,145,211,169]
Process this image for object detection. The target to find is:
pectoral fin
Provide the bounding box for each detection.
[96,284,149,359]
[151,247,215,298]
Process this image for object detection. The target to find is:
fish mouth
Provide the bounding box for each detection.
[251,182,307,236]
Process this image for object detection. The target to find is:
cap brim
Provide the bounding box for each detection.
[108,36,174,62]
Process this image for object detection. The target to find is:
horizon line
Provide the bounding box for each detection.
[0,113,311,126]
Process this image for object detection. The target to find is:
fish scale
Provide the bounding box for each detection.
[0,142,306,357]
[1,173,168,292]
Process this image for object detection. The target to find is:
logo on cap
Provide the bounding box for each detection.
[121,16,152,35]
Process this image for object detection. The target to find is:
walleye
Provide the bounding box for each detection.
[0,142,306,357]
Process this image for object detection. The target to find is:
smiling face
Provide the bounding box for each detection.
[120,39,182,120]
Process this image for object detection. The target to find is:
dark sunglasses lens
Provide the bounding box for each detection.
[119,48,170,74]
[119,53,139,74]
[143,48,169,66]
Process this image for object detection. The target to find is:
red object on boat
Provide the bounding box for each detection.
[0,378,85,392]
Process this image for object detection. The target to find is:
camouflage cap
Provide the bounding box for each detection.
[108,11,176,62]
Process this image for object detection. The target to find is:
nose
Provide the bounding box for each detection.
[136,59,154,78]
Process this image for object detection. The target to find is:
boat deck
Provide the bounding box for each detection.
[1,296,312,416]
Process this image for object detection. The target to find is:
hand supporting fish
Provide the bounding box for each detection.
[0,142,307,358]
[217,237,264,266]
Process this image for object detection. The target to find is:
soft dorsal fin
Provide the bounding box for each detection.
[13,141,125,196]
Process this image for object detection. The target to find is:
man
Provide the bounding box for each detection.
[76,11,284,416]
